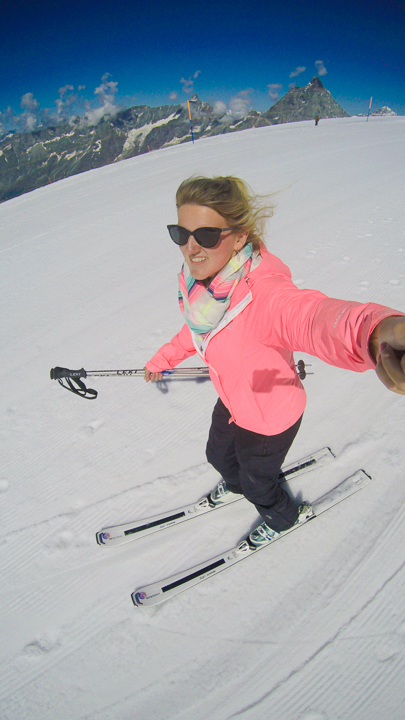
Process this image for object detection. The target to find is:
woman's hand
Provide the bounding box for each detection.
[144,367,163,382]
[369,316,405,395]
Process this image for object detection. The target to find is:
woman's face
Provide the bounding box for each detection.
[177,204,248,283]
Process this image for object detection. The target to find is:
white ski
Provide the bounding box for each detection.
[96,447,334,547]
[132,469,371,607]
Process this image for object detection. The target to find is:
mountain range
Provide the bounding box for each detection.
[0,77,387,204]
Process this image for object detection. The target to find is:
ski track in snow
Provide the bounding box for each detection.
[0,116,404,719]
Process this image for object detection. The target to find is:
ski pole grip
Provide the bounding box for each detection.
[50,367,87,380]
[296,359,306,380]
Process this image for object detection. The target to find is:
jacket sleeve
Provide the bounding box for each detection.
[145,323,197,372]
[263,277,404,372]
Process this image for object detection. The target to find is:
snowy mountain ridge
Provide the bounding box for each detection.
[0,77,348,203]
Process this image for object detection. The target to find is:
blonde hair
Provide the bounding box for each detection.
[175,176,273,252]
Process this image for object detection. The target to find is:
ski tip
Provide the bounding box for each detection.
[132,590,150,607]
[95,531,110,545]
[327,446,336,458]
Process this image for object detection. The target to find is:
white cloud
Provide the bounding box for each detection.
[59,85,74,97]
[24,113,37,131]
[180,71,201,94]
[315,60,327,76]
[81,73,120,126]
[83,100,119,126]
[212,100,227,117]
[267,84,283,101]
[55,86,78,120]
[228,90,252,119]
[17,93,41,131]
[169,91,178,102]
[180,77,194,94]
[20,92,39,110]
[214,90,253,123]
[94,73,119,103]
[3,76,123,132]
[289,66,306,78]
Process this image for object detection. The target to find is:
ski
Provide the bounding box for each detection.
[132,469,371,607]
[96,447,334,547]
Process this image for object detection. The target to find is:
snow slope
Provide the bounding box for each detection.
[1,116,405,720]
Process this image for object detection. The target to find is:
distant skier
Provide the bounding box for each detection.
[315,114,320,125]
[144,176,405,547]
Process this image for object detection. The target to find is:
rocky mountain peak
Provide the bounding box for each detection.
[263,76,349,124]
[187,94,212,115]
[373,106,398,116]
[305,76,325,90]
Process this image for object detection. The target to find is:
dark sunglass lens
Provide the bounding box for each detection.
[194,227,222,248]
[167,225,189,245]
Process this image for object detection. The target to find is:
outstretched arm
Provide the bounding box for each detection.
[369,316,405,395]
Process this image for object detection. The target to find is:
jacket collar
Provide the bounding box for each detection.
[190,245,292,357]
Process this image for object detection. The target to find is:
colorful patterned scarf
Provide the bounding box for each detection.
[178,243,253,339]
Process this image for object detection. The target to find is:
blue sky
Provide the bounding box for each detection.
[1,0,404,133]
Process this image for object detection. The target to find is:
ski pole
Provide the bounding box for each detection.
[50,361,311,399]
[49,366,211,399]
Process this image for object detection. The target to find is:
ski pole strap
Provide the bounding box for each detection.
[50,367,98,399]
[58,376,98,399]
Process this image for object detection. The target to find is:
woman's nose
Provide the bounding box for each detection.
[186,233,201,252]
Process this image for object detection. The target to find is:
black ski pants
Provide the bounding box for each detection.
[206,398,302,533]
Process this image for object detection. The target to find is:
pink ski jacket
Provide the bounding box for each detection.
[146,246,400,435]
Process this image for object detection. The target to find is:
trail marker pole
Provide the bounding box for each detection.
[367,97,373,122]
[187,100,195,143]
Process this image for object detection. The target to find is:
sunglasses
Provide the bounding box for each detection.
[167,224,234,249]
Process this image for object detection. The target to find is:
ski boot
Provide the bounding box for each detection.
[248,502,314,548]
[208,479,242,507]
[248,522,280,548]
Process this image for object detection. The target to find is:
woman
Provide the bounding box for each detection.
[145,176,405,547]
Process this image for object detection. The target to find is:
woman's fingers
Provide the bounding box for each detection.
[144,367,163,382]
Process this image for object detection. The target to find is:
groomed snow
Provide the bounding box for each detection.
[1,115,404,720]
